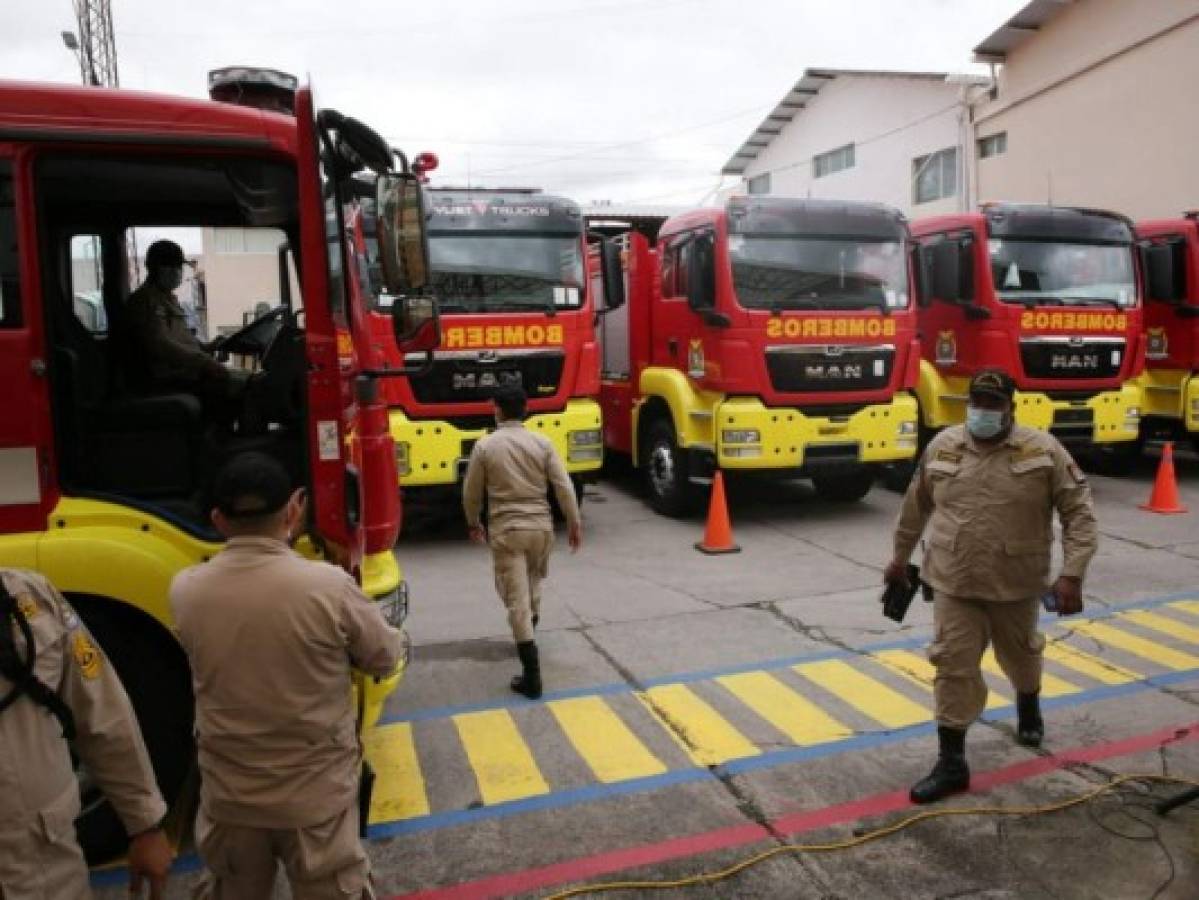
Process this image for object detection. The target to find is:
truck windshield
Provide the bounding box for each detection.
[988,240,1136,307]
[429,234,584,313]
[729,235,908,311]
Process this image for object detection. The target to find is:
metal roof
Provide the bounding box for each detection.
[973,0,1074,62]
[719,69,968,177]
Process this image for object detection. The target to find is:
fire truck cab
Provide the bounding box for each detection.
[0,75,437,861]
[911,204,1144,453]
[1135,212,1199,446]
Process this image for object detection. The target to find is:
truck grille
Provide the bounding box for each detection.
[1019,338,1124,380]
[765,344,894,393]
[407,349,565,404]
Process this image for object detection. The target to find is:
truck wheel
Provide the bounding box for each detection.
[70,598,195,865]
[812,468,874,502]
[880,461,916,493]
[642,420,698,517]
[1088,439,1142,478]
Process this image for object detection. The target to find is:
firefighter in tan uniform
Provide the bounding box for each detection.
[885,369,1098,804]
[125,239,248,403]
[0,568,173,899]
[463,383,582,699]
[170,453,404,899]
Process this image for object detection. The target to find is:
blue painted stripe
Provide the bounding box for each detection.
[381,590,1199,726]
[90,852,203,889]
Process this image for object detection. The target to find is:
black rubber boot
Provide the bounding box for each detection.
[510,641,542,699]
[1016,691,1044,748]
[910,726,970,804]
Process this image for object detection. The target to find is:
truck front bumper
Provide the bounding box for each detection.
[389,399,604,488]
[1013,385,1141,445]
[354,549,409,734]
[706,393,919,470]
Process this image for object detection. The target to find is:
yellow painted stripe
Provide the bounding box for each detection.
[1171,600,1199,618]
[548,696,666,783]
[1042,640,1141,685]
[453,710,549,805]
[795,659,930,729]
[363,722,429,822]
[981,649,1080,697]
[717,671,851,746]
[1071,620,1199,671]
[1122,609,1199,647]
[873,649,1007,709]
[639,685,759,767]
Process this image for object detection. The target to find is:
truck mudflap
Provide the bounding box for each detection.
[389,399,604,488]
[710,394,919,469]
[1012,383,1141,445]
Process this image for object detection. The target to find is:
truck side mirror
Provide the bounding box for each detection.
[1141,242,1181,302]
[376,173,430,297]
[687,233,717,312]
[600,239,626,310]
[391,295,440,353]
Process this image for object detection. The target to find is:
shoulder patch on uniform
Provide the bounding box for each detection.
[72,631,103,679]
[16,593,39,620]
[934,449,962,464]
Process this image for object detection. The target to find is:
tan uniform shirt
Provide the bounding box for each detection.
[126,281,228,386]
[170,538,402,829]
[463,420,581,535]
[0,570,166,858]
[893,424,1098,601]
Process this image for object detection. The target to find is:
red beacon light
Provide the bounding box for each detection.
[208,66,298,115]
[412,152,439,183]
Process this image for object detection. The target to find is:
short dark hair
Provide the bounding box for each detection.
[493,382,527,420]
[213,452,293,520]
[145,240,185,270]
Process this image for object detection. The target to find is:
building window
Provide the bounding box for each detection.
[978,132,1007,159]
[746,172,771,195]
[813,143,855,179]
[913,147,958,205]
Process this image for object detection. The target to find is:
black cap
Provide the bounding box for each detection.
[968,368,1016,402]
[213,452,293,519]
[145,240,185,270]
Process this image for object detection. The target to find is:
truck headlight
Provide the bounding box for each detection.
[395,441,411,476]
[722,429,760,444]
[1190,399,1199,414]
[568,429,602,446]
[568,446,603,462]
[1124,407,1141,420]
[724,446,763,458]
[898,421,918,435]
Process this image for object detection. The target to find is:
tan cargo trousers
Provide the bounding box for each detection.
[490,529,553,642]
[929,592,1044,730]
[192,803,374,900]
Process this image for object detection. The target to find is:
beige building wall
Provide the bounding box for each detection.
[200,227,298,334]
[973,0,1199,219]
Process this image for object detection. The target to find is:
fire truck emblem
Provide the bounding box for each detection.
[687,339,706,379]
[1147,327,1168,360]
[935,330,957,366]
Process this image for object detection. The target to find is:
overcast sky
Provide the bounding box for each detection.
[2,0,1025,206]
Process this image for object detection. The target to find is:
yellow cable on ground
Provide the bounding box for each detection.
[542,774,1199,898]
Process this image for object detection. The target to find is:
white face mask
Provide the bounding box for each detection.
[966,405,1006,439]
[155,266,183,292]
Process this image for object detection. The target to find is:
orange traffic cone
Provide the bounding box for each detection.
[695,471,741,554]
[1140,441,1188,514]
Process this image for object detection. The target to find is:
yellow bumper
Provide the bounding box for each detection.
[1012,384,1141,444]
[354,549,409,734]
[1137,369,1199,432]
[712,393,920,469]
[390,399,603,487]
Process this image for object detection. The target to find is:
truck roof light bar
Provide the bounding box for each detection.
[208,66,298,115]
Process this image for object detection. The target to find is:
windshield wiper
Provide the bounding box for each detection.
[492,298,559,317]
[1059,297,1124,310]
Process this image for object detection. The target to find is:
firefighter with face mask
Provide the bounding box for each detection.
[884,368,1098,803]
[125,240,248,405]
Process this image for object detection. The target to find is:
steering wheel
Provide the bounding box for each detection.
[209,305,289,357]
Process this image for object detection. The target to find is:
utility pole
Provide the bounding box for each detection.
[63,0,120,87]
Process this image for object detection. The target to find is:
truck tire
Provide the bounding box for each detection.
[642,420,698,517]
[811,467,874,502]
[70,598,195,864]
[1087,439,1142,478]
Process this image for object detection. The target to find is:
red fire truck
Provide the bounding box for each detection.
[911,204,1144,459]
[1134,212,1199,446]
[371,188,619,507]
[594,197,922,516]
[0,71,437,860]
